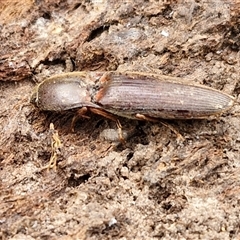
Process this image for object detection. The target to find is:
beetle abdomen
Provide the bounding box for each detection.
[96,73,234,119]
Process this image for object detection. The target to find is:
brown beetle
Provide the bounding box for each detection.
[31,71,235,139]
[32,72,234,117]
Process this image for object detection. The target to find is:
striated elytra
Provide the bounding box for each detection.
[31,71,235,120]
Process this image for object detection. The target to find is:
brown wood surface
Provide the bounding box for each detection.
[1,1,240,239]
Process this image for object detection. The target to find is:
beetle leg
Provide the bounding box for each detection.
[76,107,90,118]
[89,108,126,144]
[136,113,158,122]
[135,114,184,141]
[71,107,90,132]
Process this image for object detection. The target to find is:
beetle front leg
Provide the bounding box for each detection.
[71,107,90,132]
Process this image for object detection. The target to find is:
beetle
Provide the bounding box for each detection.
[31,71,234,118]
[31,71,235,139]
